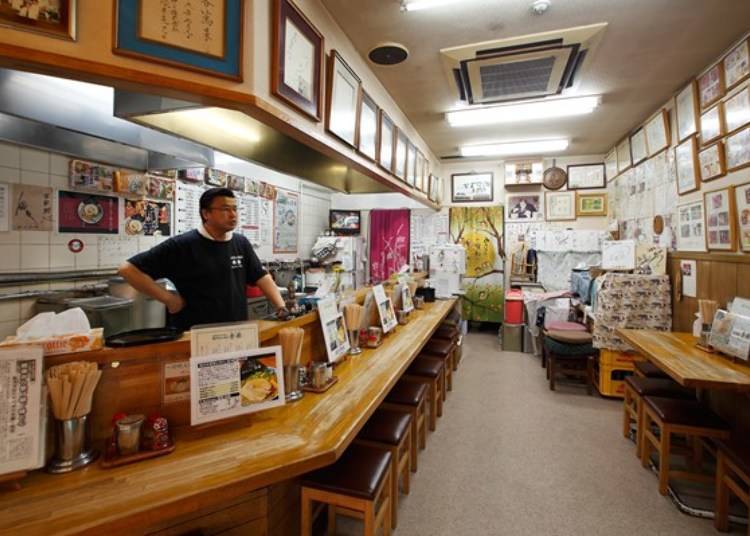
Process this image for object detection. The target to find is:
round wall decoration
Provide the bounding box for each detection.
[68,239,84,253]
[543,165,567,190]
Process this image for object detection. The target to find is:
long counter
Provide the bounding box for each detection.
[0,299,456,535]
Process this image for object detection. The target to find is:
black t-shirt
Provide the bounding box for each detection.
[128,230,267,330]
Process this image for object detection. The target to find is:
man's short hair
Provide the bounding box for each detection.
[199,187,235,222]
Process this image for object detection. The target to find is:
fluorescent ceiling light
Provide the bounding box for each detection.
[446,96,600,127]
[402,0,462,11]
[460,139,569,157]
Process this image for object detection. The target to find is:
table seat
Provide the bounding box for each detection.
[422,339,454,357]
[624,376,694,399]
[643,396,729,430]
[385,381,428,407]
[302,444,392,500]
[358,409,412,447]
[546,321,587,332]
[407,356,444,378]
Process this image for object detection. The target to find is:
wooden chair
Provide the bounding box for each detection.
[382,380,428,471]
[715,439,750,535]
[543,330,596,394]
[640,396,730,495]
[433,324,461,371]
[301,444,392,536]
[403,356,445,431]
[634,360,670,379]
[421,338,455,393]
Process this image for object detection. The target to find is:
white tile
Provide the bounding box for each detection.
[0,244,20,271]
[74,243,99,269]
[49,174,69,190]
[19,299,38,321]
[50,244,75,270]
[20,170,50,187]
[0,320,19,339]
[0,166,20,184]
[20,148,49,173]
[0,230,20,245]
[0,300,19,322]
[0,143,20,169]
[20,244,49,271]
[20,230,50,245]
[50,153,70,176]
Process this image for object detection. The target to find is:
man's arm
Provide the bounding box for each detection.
[118,261,185,314]
[255,273,286,311]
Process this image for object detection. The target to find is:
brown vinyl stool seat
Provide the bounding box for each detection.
[634,360,669,378]
[385,381,428,407]
[622,376,695,457]
[542,330,595,394]
[715,439,750,534]
[301,444,392,536]
[403,356,445,432]
[382,381,428,467]
[356,409,413,530]
[436,324,463,369]
[422,338,455,392]
[641,396,731,495]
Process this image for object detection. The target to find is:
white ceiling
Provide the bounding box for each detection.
[320,0,750,160]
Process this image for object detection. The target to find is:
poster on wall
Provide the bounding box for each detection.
[451,172,493,202]
[676,200,707,252]
[318,297,350,362]
[735,181,750,252]
[680,260,697,298]
[370,209,410,282]
[704,187,736,251]
[273,189,299,253]
[601,240,636,270]
[506,194,542,221]
[239,194,261,247]
[124,199,171,236]
[69,160,115,192]
[259,198,273,249]
[10,184,53,231]
[0,183,9,232]
[58,191,119,234]
[175,179,205,235]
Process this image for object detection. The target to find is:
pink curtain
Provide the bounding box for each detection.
[369,209,410,282]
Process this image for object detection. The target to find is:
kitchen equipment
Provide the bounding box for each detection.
[67,296,134,337]
[105,327,183,347]
[108,276,172,331]
[47,415,98,474]
[116,414,145,456]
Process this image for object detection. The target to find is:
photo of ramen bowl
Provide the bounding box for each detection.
[77,200,104,224]
[125,218,143,235]
[240,361,279,405]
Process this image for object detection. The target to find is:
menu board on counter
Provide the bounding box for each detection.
[373,284,397,333]
[175,180,205,235]
[318,297,350,363]
[190,321,260,358]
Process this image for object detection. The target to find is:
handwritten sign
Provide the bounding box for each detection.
[140,0,226,58]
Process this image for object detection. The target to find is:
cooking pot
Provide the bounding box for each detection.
[108,276,174,330]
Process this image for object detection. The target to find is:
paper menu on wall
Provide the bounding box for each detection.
[175,179,204,235]
[0,183,8,232]
[680,260,697,298]
[258,198,273,248]
[238,194,260,246]
[190,322,260,358]
[730,298,750,317]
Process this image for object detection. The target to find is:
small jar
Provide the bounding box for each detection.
[116,414,144,456]
[142,414,170,451]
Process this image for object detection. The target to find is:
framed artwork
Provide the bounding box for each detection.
[0,0,76,40]
[704,187,736,251]
[675,136,700,195]
[545,191,575,221]
[421,154,430,193]
[723,38,750,91]
[406,142,417,187]
[675,81,699,142]
[567,163,606,190]
[428,174,437,202]
[698,142,726,182]
[725,86,750,134]
[734,181,750,252]
[58,191,119,234]
[700,103,725,146]
[271,0,323,121]
[415,151,425,192]
[504,161,543,185]
[378,111,395,173]
[10,184,53,231]
[356,91,378,161]
[698,63,725,110]
[394,129,407,181]
[605,149,618,182]
[645,109,671,156]
[326,50,361,147]
[630,129,648,165]
[506,193,542,221]
[576,192,607,217]
[726,126,750,172]
[451,172,493,203]
[676,200,707,252]
[115,0,243,80]
[616,137,632,173]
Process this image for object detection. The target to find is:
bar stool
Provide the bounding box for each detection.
[421,338,455,393]
[634,360,669,379]
[355,408,412,530]
[541,322,587,369]
[640,396,730,495]
[622,376,695,457]
[403,356,445,431]
[543,330,595,394]
[714,439,750,534]
[301,443,392,536]
[381,381,428,471]
[433,324,461,370]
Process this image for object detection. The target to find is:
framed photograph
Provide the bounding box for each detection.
[723,37,750,91]
[576,192,607,217]
[325,50,361,147]
[506,193,542,221]
[676,200,707,252]
[725,86,750,134]
[630,129,648,165]
[271,0,323,121]
[700,103,725,146]
[645,109,671,156]
[451,172,493,203]
[545,191,575,221]
[675,136,700,195]
[726,126,750,172]
[605,149,618,182]
[372,284,397,334]
[698,63,725,110]
[378,111,395,173]
[406,141,417,188]
[698,142,727,182]
[616,138,632,173]
[567,163,606,190]
[734,182,750,252]
[115,0,242,80]
[356,91,378,161]
[675,81,699,142]
[704,187,736,251]
[0,0,76,40]
[504,161,543,185]
[58,191,119,234]
[394,129,407,181]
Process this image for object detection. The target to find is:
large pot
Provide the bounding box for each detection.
[108,276,173,330]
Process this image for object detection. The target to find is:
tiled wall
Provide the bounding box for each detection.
[299,184,331,256]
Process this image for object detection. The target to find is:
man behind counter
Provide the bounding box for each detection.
[119,187,287,330]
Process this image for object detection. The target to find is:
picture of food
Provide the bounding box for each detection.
[124,199,171,236]
[239,359,279,405]
[325,319,338,351]
[335,317,347,346]
[77,200,103,224]
[379,298,395,327]
[165,377,189,395]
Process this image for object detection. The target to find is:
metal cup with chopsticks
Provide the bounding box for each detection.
[279,327,305,401]
[343,303,363,355]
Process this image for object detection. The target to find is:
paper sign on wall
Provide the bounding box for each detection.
[601,240,636,270]
[680,260,697,298]
[635,244,667,275]
[318,297,350,363]
[373,284,397,333]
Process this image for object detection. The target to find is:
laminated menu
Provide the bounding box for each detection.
[709,310,750,361]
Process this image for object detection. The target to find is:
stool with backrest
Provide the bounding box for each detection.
[622,376,695,457]
[301,443,392,536]
[421,338,455,393]
[634,360,670,379]
[403,355,445,431]
[543,330,595,394]
[381,380,428,471]
[355,408,412,530]
[640,396,731,495]
[714,439,750,535]
[433,324,461,370]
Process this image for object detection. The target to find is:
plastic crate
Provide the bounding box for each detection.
[599,349,645,370]
[594,361,634,398]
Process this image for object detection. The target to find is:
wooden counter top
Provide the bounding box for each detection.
[617,329,750,391]
[0,299,456,536]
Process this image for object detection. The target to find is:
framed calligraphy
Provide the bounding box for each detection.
[325,50,361,148]
[115,0,243,80]
[0,0,76,40]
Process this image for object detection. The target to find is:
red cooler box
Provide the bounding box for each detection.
[505,289,524,324]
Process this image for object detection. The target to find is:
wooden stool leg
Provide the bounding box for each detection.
[390,453,399,529]
[363,501,375,536]
[622,388,632,439]
[383,472,393,536]
[402,432,411,494]
[640,410,652,468]
[658,424,671,495]
[428,381,437,431]
[635,398,644,459]
[327,505,337,535]
[418,398,427,449]
[714,453,730,532]
[437,374,444,417]
[300,488,312,536]
[549,356,556,391]
[410,415,418,473]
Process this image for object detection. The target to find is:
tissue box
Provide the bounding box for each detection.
[0,328,104,356]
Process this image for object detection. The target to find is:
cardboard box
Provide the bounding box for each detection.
[0,328,104,356]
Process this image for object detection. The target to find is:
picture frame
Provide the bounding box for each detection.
[406,141,417,188]
[506,193,542,221]
[544,191,575,221]
[725,86,750,134]
[675,136,700,195]
[451,172,493,203]
[604,149,618,182]
[0,0,76,40]
[734,181,750,252]
[704,186,736,251]
[325,50,361,148]
[630,128,648,165]
[698,142,727,182]
[576,192,607,217]
[676,200,707,252]
[700,103,725,146]
[698,63,725,110]
[415,151,425,192]
[378,111,395,173]
[726,126,750,172]
[616,137,632,173]
[394,128,407,181]
[675,81,700,142]
[115,0,243,80]
[504,161,543,185]
[645,109,671,156]
[566,163,606,190]
[428,174,438,202]
[271,0,324,121]
[356,91,378,161]
[723,37,750,91]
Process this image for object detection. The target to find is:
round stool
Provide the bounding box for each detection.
[543,330,595,394]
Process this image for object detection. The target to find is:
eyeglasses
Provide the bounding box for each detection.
[209,206,238,214]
